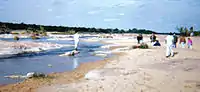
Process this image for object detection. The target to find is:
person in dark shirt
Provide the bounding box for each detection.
[153,40,161,46]
[137,34,143,44]
[173,33,178,48]
[150,33,156,43]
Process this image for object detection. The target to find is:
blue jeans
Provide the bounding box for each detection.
[188,44,192,49]
[180,42,185,48]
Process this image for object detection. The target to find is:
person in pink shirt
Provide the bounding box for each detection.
[187,38,193,49]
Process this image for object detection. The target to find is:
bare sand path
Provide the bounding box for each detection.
[38,37,200,92]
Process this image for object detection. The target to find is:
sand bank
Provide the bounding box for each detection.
[1,35,200,92]
[37,36,200,92]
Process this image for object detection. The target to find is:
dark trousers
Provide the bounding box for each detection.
[173,42,177,48]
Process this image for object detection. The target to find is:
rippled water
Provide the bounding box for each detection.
[0,37,109,84]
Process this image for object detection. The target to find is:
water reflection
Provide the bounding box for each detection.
[0,39,105,84]
[73,57,79,69]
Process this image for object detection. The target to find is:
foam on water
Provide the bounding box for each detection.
[0,37,111,84]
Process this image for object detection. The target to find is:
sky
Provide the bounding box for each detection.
[0,0,200,33]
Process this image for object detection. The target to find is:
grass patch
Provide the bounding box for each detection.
[132,43,149,49]
[13,36,19,40]
[28,73,55,84]
[31,36,40,40]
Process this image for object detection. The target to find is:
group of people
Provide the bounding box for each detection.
[174,35,193,49]
[150,33,161,46]
[74,32,194,58]
[136,33,161,46]
[136,32,193,58]
[165,33,193,58]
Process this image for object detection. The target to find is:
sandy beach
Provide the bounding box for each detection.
[1,35,200,92]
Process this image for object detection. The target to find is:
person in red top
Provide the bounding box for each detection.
[179,34,186,48]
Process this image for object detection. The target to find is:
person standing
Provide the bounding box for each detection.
[173,33,178,48]
[73,32,80,51]
[165,32,174,58]
[150,33,156,43]
[190,32,194,37]
[187,38,193,49]
[179,35,186,48]
[137,34,143,44]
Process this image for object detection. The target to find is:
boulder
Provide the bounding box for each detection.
[26,72,35,78]
[59,50,80,56]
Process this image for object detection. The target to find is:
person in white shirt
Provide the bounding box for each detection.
[74,32,80,51]
[165,32,174,58]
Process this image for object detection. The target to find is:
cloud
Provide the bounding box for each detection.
[68,0,77,4]
[116,0,136,7]
[1,0,200,33]
[67,14,72,17]
[103,18,119,22]
[47,9,53,12]
[87,0,137,8]
[55,15,62,19]
[119,13,125,15]
[88,10,102,15]
[138,4,146,8]
[35,5,41,8]
[52,0,63,6]
[147,21,153,24]
[0,0,8,3]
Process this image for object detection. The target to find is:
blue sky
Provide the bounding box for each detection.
[0,0,200,32]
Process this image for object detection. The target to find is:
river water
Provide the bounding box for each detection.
[0,37,109,84]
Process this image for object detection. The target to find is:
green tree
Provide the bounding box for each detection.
[39,26,47,36]
[0,24,8,34]
[194,30,200,36]
[189,26,194,34]
[119,29,125,33]
[40,26,45,32]
[184,27,189,36]
[176,26,184,34]
[26,27,35,33]
[88,28,96,33]
[113,28,119,33]
[68,29,76,34]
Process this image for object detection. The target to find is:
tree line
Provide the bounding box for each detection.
[0,22,156,34]
[176,26,200,36]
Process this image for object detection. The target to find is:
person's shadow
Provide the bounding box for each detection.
[173,52,179,57]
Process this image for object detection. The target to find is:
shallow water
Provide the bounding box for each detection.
[0,37,109,84]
